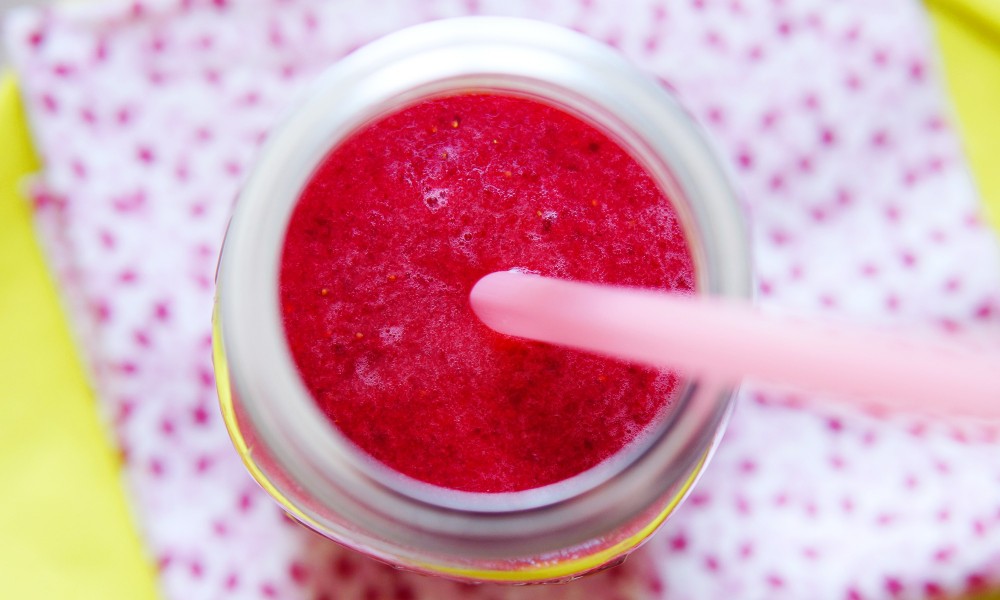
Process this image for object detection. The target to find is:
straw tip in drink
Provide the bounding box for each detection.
[469,270,531,332]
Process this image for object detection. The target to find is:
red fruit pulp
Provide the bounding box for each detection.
[279,93,695,493]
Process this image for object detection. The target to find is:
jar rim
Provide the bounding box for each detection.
[216,16,751,561]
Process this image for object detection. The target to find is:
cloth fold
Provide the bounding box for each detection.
[5,0,1000,598]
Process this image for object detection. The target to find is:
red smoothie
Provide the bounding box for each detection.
[279,93,695,493]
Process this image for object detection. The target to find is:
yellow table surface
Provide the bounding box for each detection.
[0,2,998,599]
[0,76,159,598]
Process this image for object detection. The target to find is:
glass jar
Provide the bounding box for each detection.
[213,17,751,583]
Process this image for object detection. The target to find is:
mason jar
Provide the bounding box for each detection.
[213,16,751,583]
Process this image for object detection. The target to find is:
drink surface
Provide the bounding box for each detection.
[280,93,695,492]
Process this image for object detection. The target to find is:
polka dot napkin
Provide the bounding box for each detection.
[5,0,1000,598]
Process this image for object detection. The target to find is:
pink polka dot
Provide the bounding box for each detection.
[843,23,861,42]
[192,404,211,426]
[884,577,903,597]
[41,93,58,113]
[136,145,155,164]
[735,495,751,514]
[237,492,253,513]
[885,293,900,311]
[768,173,785,191]
[156,553,173,572]
[27,29,45,48]
[646,577,664,594]
[52,63,75,77]
[116,106,133,125]
[939,318,960,333]
[689,492,711,506]
[704,555,720,571]
[149,33,167,53]
[115,398,136,424]
[196,455,213,473]
[289,561,309,585]
[974,300,995,319]
[841,497,855,513]
[240,91,261,106]
[927,114,948,131]
[770,229,792,246]
[151,301,169,321]
[760,109,780,129]
[965,573,988,594]
[933,546,954,562]
[112,190,146,213]
[94,38,108,61]
[70,159,87,179]
[972,519,987,537]
[134,329,151,346]
[899,250,917,268]
[93,299,112,323]
[303,10,319,31]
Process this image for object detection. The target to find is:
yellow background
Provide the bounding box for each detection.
[0,76,159,598]
[0,2,998,598]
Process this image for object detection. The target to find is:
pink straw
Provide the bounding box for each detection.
[470,271,1000,420]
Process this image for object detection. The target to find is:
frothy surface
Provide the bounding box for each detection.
[280,94,695,492]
